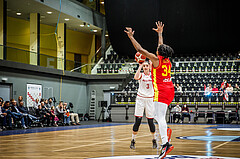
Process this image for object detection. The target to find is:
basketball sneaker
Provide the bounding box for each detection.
[152,139,157,149]
[130,139,135,149]
[158,142,174,159]
[167,127,172,142]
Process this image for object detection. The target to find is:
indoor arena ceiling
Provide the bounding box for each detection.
[6,0,102,35]
[105,0,240,57]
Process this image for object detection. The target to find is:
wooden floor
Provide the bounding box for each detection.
[0,123,240,159]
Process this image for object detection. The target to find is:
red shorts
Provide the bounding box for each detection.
[153,87,175,106]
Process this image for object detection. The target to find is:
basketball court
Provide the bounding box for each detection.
[0,122,239,159]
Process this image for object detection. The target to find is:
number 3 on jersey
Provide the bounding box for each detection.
[146,84,149,89]
[162,65,171,76]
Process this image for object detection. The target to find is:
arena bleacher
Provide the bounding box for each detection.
[105,51,240,124]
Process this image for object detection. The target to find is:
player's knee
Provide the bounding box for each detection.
[147,118,155,133]
[133,117,142,132]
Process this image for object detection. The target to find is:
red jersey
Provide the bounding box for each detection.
[151,55,174,105]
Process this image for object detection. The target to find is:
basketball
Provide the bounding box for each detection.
[135,52,146,64]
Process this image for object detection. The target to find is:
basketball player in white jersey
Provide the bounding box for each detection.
[130,61,157,149]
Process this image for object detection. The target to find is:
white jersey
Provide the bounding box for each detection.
[137,73,154,98]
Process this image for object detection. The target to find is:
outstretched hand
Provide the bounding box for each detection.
[124,27,135,38]
[152,21,164,34]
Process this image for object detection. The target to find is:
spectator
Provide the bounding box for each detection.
[204,84,212,101]
[36,102,50,127]
[10,99,27,129]
[205,84,212,96]
[50,106,59,127]
[172,103,182,123]
[226,84,233,96]
[221,79,229,89]
[48,98,54,107]
[2,101,14,129]
[18,101,38,128]
[18,96,25,107]
[176,84,182,93]
[63,103,70,126]
[212,84,219,94]
[17,101,30,128]
[212,84,219,102]
[33,98,40,109]
[40,98,44,103]
[64,102,81,125]
[234,84,240,92]
[0,100,8,131]
[44,99,50,110]
[56,102,65,124]
[181,104,191,123]
[219,85,225,102]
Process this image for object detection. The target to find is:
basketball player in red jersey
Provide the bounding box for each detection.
[125,21,174,159]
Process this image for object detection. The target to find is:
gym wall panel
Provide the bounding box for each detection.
[0,70,88,114]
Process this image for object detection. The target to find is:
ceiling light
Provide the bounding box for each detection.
[16,12,22,16]
[47,11,52,14]
[92,30,98,32]
[105,34,109,37]
[80,24,84,27]
[64,18,70,21]
[87,24,90,27]
[100,2,104,4]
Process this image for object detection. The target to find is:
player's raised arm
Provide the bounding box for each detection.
[152,21,164,46]
[134,63,143,80]
[124,27,159,67]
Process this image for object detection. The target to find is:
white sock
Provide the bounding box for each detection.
[132,134,137,140]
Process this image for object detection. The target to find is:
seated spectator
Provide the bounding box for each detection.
[64,102,81,125]
[50,106,59,127]
[36,102,50,127]
[44,99,51,110]
[172,103,182,123]
[48,98,54,107]
[226,84,233,96]
[0,100,8,130]
[63,103,70,126]
[18,96,25,107]
[10,99,27,129]
[56,102,65,124]
[33,98,40,109]
[181,104,191,123]
[40,98,44,103]
[18,101,38,128]
[234,84,240,92]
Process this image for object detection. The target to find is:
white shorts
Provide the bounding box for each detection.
[135,96,154,119]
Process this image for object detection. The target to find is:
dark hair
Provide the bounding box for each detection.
[4,101,10,107]
[158,44,174,59]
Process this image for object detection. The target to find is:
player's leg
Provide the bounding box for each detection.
[130,96,144,149]
[146,98,157,148]
[154,102,174,159]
